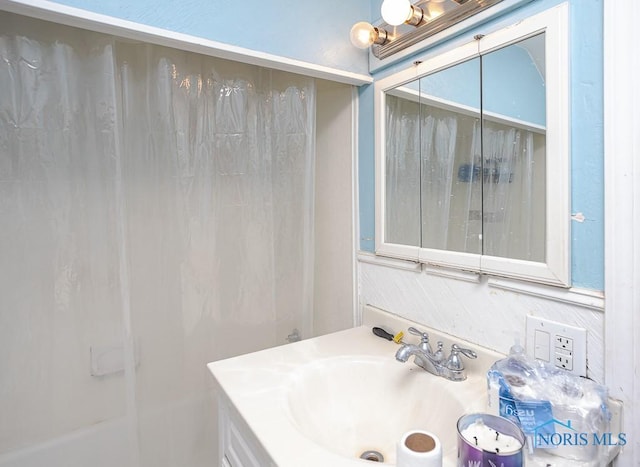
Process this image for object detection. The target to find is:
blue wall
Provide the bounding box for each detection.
[360,0,604,290]
[48,0,372,75]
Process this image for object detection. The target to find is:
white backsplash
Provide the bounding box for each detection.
[357,259,605,382]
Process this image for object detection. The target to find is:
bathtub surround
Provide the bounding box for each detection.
[314,80,359,336]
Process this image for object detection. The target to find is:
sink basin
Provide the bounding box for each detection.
[286,355,486,464]
[208,306,505,467]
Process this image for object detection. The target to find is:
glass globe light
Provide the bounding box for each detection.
[381,0,412,26]
[350,21,376,49]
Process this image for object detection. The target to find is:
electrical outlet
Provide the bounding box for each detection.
[526,316,587,377]
[554,348,573,371]
[556,335,573,351]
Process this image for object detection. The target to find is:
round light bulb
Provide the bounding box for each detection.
[350,21,376,49]
[381,0,412,26]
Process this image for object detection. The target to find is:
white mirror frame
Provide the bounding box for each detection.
[374,3,570,287]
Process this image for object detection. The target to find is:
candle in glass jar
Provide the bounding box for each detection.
[460,418,523,454]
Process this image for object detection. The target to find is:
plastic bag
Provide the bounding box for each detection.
[487,341,610,463]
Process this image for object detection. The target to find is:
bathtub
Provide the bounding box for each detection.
[0,396,216,467]
[0,418,132,467]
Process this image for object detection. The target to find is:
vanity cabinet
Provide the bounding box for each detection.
[218,394,275,467]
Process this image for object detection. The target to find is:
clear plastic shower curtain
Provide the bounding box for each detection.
[0,11,315,467]
[116,44,316,466]
[0,15,128,457]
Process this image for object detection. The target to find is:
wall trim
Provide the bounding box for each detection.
[488,278,604,311]
[351,87,361,329]
[359,252,604,310]
[0,0,373,86]
[423,265,481,284]
[604,0,639,464]
[356,251,422,272]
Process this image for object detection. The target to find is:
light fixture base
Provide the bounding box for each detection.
[373,27,390,45]
[372,0,505,59]
[406,5,425,26]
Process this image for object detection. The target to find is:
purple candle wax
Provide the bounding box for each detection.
[457,413,525,467]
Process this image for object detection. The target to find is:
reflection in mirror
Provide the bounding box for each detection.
[384,34,547,262]
[384,57,482,250]
[481,34,546,262]
[385,89,421,246]
[377,4,570,285]
[419,57,481,254]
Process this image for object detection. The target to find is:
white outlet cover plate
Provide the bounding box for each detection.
[525,315,587,377]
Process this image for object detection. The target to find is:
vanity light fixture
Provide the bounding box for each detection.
[381,0,425,26]
[349,21,390,48]
[350,0,504,59]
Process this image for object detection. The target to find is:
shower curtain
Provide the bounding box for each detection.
[0,12,315,467]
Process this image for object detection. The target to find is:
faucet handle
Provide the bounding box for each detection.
[408,326,429,340]
[408,327,432,354]
[452,344,477,359]
[432,341,445,362]
[446,344,478,370]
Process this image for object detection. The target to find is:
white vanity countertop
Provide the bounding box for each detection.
[207,307,502,467]
[207,305,623,467]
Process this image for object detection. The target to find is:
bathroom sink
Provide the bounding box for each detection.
[286,355,485,464]
[208,306,504,467]
[209,306,624,467]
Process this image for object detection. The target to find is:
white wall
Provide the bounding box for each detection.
[314,80,357,336]
[603,0,640,464]
[358,260,606,382]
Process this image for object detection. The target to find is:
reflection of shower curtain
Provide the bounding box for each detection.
[482,124,541,261]
[421,113,459,250]
[0,12,315,467]
[385,95,421,246]
[385,97,541,260]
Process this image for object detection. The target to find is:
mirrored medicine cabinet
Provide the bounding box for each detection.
[374,4,570,286]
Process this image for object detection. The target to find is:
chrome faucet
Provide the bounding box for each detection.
[395,327,477,381]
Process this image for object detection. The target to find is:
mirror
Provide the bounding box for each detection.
[376,5,570,286]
